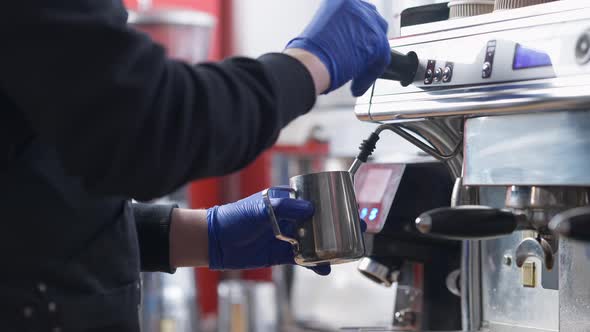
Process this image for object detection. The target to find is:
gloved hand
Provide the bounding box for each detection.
[207,189,332,275]
[286,0,391,96]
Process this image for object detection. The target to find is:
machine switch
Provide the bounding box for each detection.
[424,60,436,85]
[433,67,443,82]
[482,40,496,78]
[442,63,454,83]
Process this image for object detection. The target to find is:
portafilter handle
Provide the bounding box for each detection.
[549,206,590,242]
[416,206,525,240]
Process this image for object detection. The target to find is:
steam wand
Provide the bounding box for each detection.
[348,124,464,178]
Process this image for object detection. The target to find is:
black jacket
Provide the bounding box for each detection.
[0,1,316,331]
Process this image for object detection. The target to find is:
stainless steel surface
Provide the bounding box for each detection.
[514,237,554,270]
[549,205,590,241]
[505,187,590,210]
[505,186,590,230]
[357,257,399,287]
[451,178,482,332]
[483,324,554,332]
[368,78,590,121]
[401,119,463,178]
[479,187,559,331]
[559,239,590,332]
[494,0,556,11]
[274,171,365,266]
[463,111,590,186]
[481,234,559,331]
[375,124,463,164]
[460,241,482,332]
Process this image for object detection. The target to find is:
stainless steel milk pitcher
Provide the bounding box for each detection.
[262,170,365,267]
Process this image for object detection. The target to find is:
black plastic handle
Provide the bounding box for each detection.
[415,206,519,240]
[549,206,590,242]
[380,50,419,87]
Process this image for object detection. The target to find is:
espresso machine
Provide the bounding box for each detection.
[352,1,590,331]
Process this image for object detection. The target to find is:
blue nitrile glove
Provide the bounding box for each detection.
[207,189,332,276]
[286,0,391,96]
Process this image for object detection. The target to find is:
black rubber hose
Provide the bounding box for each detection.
[356,132,381,162]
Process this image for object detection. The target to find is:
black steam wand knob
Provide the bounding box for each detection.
[380,50,419,87]
[415,206,528,240]
[549,206,590,242]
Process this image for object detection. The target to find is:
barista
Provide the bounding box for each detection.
[0,0,390,331]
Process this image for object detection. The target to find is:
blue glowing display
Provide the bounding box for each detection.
[369,208,379,221]
[513,44,552,70]
[360,208,368,219]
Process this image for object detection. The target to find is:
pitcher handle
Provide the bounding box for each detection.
[262,187,300,252]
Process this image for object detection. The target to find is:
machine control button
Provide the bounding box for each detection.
[442,63,454,83]
[482,40,496,79]
[482,61,493,78]
[576,31,590,64]
[433,67,443,82]
[424,60,436,85]
[424,68,434,84]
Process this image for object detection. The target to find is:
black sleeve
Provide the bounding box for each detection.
[133,202,178,273]
[0,1,316,201]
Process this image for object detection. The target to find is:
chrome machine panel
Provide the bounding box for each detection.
[355,2,590,332]
[356,1,590,122]
[464,111,590,186]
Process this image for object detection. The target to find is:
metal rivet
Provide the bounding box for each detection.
[38,283,47,293]
[298,228,306,237]
[503,255,513,266]
[48,302,57,312]
[23,306,34,318]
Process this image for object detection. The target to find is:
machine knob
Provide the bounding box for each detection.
[380,50,419,87]
[416,206,523,240]
[549,206,590,241]
[442,66,453,83]
[576,31,590,65]
[424,68,434,84]
[433,67,443,82]
[482,61,492,78]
